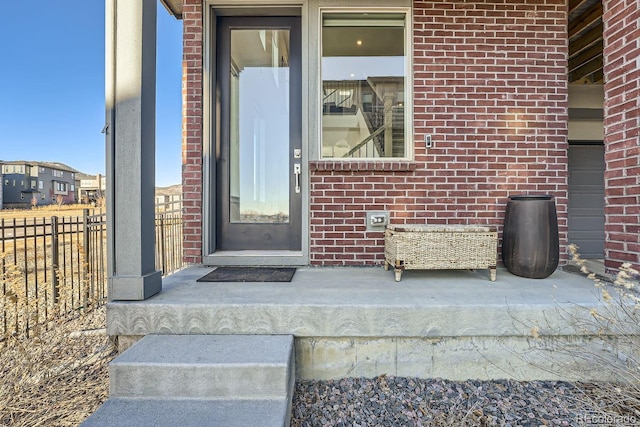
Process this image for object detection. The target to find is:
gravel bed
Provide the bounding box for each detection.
[291,376,595,426]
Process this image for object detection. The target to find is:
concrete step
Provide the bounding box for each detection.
[82,398,291,427]
[110,334,294,400]
[82,335,295,427]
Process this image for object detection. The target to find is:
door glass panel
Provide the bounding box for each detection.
[229,29,290,223]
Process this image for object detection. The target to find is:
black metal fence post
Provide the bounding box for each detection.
[83,208,90,307]
[159,214,167,274]
[51,216,59,307]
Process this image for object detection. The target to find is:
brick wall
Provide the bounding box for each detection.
[182,0,204,264]
[309,0,569,265]
[603,0,640,271]
[181,0,569,266]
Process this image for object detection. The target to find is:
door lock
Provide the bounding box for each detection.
[293,163,301,194]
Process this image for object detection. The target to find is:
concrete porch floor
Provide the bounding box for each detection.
[107,263,618,381]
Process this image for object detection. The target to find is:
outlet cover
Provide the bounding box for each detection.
[366,211,390,231]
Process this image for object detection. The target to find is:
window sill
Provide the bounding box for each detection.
[309,160,417,172]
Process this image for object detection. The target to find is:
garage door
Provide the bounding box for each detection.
[568,144,605,258]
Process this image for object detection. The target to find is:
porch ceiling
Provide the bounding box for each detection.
[160,0,603,83]
[159,0,182,19]
[569,0,603,83]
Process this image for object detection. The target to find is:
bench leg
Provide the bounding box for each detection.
[490,266,497,282]
[393,261,404,282]
[383,261,389,271]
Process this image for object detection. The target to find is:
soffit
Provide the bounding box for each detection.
[569,0,603,83]
[161,0,604,83]
[160,0,182,18]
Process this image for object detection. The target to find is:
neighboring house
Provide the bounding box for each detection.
[77,173,106,205]
[1,161,77,208]
[105,0,638,301]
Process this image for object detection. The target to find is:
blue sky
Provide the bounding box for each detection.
[0,1,183,187]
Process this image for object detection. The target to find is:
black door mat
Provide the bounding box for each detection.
[197,267,296,282]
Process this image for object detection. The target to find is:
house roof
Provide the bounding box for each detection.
[76,172,98,180]
[1,160,79,173]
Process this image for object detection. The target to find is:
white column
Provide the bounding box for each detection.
[105,0,162,300]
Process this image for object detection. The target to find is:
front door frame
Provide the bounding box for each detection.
[202,2,310,266]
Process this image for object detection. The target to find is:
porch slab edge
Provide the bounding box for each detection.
[106,265,610,338]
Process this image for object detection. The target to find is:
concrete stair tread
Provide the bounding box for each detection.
[110,334,295,400]
[114,334,293,365]
[82,398,290,427]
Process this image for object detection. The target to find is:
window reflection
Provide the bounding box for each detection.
[229,29,290,223]
[322,13,407,159]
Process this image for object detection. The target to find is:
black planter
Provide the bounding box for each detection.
[502,195,559,279]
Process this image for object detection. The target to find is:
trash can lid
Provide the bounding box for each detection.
[509,194,553,200]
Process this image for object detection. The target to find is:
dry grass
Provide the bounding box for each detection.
[0,204,101,220]
[538,245,640,422]
[0,306,115,426]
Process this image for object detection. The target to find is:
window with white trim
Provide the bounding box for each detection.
[54,181,68,194]
[321,11,409,159]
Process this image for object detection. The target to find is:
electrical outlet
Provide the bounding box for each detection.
[370,215,387,225]
[366,211,390,231]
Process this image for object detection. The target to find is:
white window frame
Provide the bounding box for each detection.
[54,181,69,195]
[318,6,413,161]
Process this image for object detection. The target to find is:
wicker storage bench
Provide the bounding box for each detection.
[384,225,498,282]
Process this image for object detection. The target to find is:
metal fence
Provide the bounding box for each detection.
[0,207,183,337]
[155,208,184,275]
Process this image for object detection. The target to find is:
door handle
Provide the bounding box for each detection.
[294,163,301,194]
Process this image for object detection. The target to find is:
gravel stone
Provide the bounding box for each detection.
[290,377,592,426]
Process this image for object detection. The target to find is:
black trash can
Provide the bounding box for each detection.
[502,195,559,279]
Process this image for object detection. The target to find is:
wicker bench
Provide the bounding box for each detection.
[384,225,498,282]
